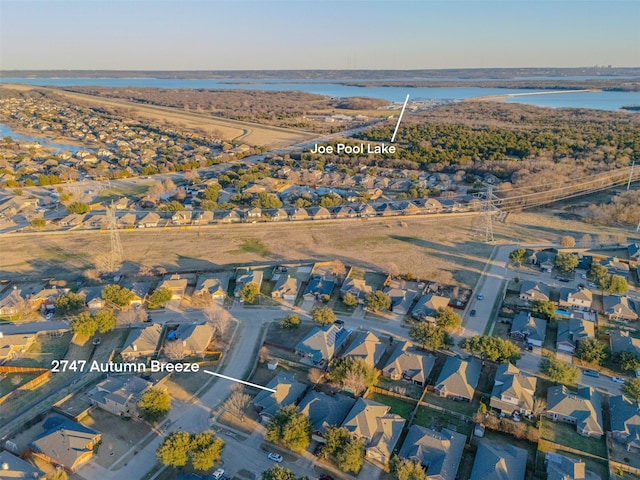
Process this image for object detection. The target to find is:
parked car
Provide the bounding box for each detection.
[612,377,625,384]
[268,453,283,463]
[334,319,345,325]
[470,309,477,317]
[212,468,225,480]
[477,293,484,300]
[583,369,600,378]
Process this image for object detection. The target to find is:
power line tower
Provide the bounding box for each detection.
[473,186,503,243]
[106,204,123,273]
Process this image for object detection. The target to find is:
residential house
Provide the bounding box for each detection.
[0,332,36,362]
[219,210,242,223]
[245,207,262,219]
[307,206,332,220]
[27,287,68,311]
[434,356,481,402]
[559,287,593,310]
[628,243,640,266]
[126,282,151,307]
[138,212,160,228]
[270,208,289,221]
[333,205,357,218]
[469,441,527,480]
[376,202,398,217]
[253,374,307,423]
[295,324,349,365]
[510,311,547,347]
[0,288,25,316]
[90,376,155,419]
[398,425,465,480]
[303,275,335,301]
[341,398,406,464]
[383,282,418,316]
[59,213,85,227]
[159,275,188,300]
[556,318,595,355]
[234,269,264,297]
[357,203,377,218]
[533,251,557,272]
[288,207,309,221]
[78,286,104,310]
[194,275,229,304]
[121,324,162,360]
[0,450,46,479]
[546,386,603,438]
[603,295,638,321]
[609,330,640,357]
[297,391,356,442]
[118,212,137,228]
[601,257,630,277]
[171,211,192,225]
[194,211,214,225]
[489,363,537,415]
[418,198,444,213]
[545,452,600,480]
[29,417,101,472]
[610,395,640,452]
[411,294,450,323]
[519,281,551,303]
[340,275,376,304]
[87,214,107,228]
[381,341,435,387]
[271,275,300,303]
[342,331,386,368]
[168,323,214,357]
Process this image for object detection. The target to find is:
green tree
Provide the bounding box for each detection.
[389,455,427,480]
[540,354,580,385]
[604,275,628,294]
[365,290,392,312]
[148,287,173,308]
[102,284,135,307]
[202,184,221,202]
[94,309,117,333]
[435,307,462,331]
[265,405,311,452]
[239,282,260,303]
[589,263,608,285]
[262,466,299,480]
[342,292,358,307]
[619,351,640,373]
[509,248,528,266]
[280,314,300,329]
[138,388,171,422]
[158,200,185,212]
[622,378,640,401]
[555,253,579,273]
[254,192,283,209]
[576,338,608,365]
[311,306,336,325]
[156,431,191,467]
[54,292,85,314]
[321,427,365,474]
[190,432,224,471]
[66,201,90,214]
[31,218,47,228]
[327,357,379,393]
[531,299,556,321]
[459,335,520,363]
[409,322,453,351]
[71,312,99,336]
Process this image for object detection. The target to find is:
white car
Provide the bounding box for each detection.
[612,377,625,384]
[212,468,225,479]
[268,453,283,463]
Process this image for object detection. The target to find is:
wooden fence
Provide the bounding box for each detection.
[0,370,51,406]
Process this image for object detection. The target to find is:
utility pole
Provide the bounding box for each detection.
[473,186,503,243]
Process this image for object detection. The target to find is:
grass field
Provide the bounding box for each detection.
[412,406,473,436]
[365,391,416,418]
[541,418,607,458]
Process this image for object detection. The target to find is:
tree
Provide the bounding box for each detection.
[540,354,579,385]
[54,292,85,314]
[343,292,358,307]
[223,385,251,421]
[204,302,232,337]
[184,169,201,184]
[239,282,260,303]
[389,455,426,480]
[409,322,453,351]
[555,253,579,273]
[31,218,46,228]
[604,275,628,294]
[254,192,283,209]
[329,259,347,277]
[94,309,117,333]
[619,351,640,373]
[365,290,391,312]
[71,312,99,336]
[262,466,299,480]
[67,201,90,214]
[459,335,520,363]
[308,368,324,384]
[148,287,173,308]
[156,431,191,467]
[322,427,365,474]
[509,248,528,266]
[581,234,592,247]
[576,338,608,365]
[622,378,640,401]
[138,388,171,422]
[280,314,300,329]
[531,299,556,321]
[589,263,608,284]
[102,284,134,307]
[327,357,379,393]
[311,306,336,325]
[48,471,69,480]
[560,236,576,248]
[265,405,311,452]
[190,432,224,471]
[435,307,462,331]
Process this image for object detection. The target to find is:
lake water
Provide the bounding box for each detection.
[1,77,638,111]
[0,124,90,153]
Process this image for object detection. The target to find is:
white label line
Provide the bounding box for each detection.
[391,94,410,143]
[203,369,276,393]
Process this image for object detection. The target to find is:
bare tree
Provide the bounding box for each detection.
[258,346,270,363]
[223,385,251,421]
[560,235,575,248]
[308,368,324,384]
[580,233,592,247]
[329,259,346,278]
[597,233,611,246]
[204,302,232,338]
[387,262,400,278]
[148,181,165,197]
[184,169,201,184]
[164,341,185,360]
[532,398,547,418]
[117,308,137,327]
[342,370,367,395]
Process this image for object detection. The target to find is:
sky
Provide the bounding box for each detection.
[1,0,638,70]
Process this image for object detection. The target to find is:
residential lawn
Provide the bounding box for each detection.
[377,377,424,400]
[365,391,416,418]
[491,321,511,339]
[0,373,40,396]
[421,391,477,417]
[11,332,73,368]
[541,418,607,458]
[264,321,314,349]
[412,406,473,436]
[332,299,357,314]
[249,363,311,388]
[544,322,558,352]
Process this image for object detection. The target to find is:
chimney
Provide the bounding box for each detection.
[133,344,137,352]
[1,462,9,470]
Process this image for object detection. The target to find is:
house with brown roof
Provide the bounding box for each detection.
[271,274,300,303]
[194,275,229,304]
[121,324,162,360]
[519,281,551,302]
[159,275,188,300]
[603,295,638,321]
[489,363,537,415]
[342,331,386,368]
[547,386,603,438]
[90,376,155,420]
[381,341,435,387]
[0,332,36,362]
[399,425,465,480]
[253,374,307,423]
[295,324,349,365]
[234,269,263,297]
[166,323,214,358]
[559,287,593,310]
[138,212,160,228]
[434,356,481,402]
[411,294,450,323]
[0,450,45,479]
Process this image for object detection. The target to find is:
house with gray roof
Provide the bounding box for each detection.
[0,288,26,316]
[303,275,335,301]
[341,398,406,464]
[253,374,307,423]
[121,324,162,360]
[609,330,640,357]
[399,425,465,480]
[610,395,640,452]
[295,324,349,365]
[90,376,155,420]
[545,452,600,480]
[381,341,435,387]
[168,323,214,357]
[556,318,595,355]
[601,257,630,277]
[559,287,593,310]
[0,450,46,479]
[297,391,355,442]
[383,282,418,316]
[533,251,556,272]
[126,281,151,306]
[194,275,228,303]
[234,269,264,297]
[30,417,101,472]
[340,276,376,303]
[271,274,299,302]
[78,286,104,309]
[411,294,450,323]
[547,386,603,438]
[342,331,386,368]
[519,281,551,302]
[603,295,638,321]
[490,363,537,415]
[628,243,640,266]
[470,441,527,480]
[510,311,547,347]
[434,356,481,402]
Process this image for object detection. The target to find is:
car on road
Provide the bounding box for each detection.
[92,338,101,346]
[583,369,600,378]
[470,309,477,317]
[268,453,283,463]
[334,319,345,325]
[212,468,225,480]
[477,293,484,300]
[588,282,596,288]
[580,274,587,279]
[612,377,625,384]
